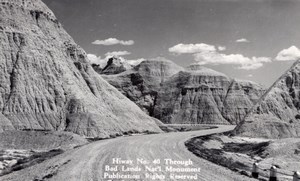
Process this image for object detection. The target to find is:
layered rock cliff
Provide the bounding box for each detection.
[235,60,300,138]
[0,0,162,137]
[102,57,184,115]
[101,61,266,125]
[154,67,265,124]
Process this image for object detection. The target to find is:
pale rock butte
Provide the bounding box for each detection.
[101,60,266,125]
[0,0,162,138]
[235,60,300,138]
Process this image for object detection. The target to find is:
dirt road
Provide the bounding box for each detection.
[2,125,255,181]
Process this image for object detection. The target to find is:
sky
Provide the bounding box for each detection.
[42,0,300,87]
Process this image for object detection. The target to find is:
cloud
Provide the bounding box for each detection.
[87,54,108,67]
[169,42,270,70]
[236,38,250,43]
[92,38,134,46]
[247,74,253,77]
[126,58,146,66]
[105,51,131,57]
[115,57,145,66]
[193,51,271,70]
[275,46,300,61]
[87,53,145,68]
[218,46,226,51]
[169,43,216,54]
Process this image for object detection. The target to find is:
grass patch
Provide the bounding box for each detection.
[0,149,63,176]
[87,130,157,142]
[223,142,269,158]
[167,125,217,132]
[185,134,269,176]
[86,137,109,142]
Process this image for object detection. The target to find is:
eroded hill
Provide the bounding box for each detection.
[0,0,162,138]
[235,60,300,138]
[100,60,266,125]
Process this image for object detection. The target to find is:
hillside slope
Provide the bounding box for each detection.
[101,61,266,124]
[0,0,162,138]
[155,67,265,124]
[235,60,300,138]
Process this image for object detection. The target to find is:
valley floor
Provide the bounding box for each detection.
[0,125,257,181]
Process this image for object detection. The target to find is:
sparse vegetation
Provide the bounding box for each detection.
[185,134,270,176]
[0,149,63,176]
[223,141,269,158]
[86,137,109,142]
[167,125,217,132]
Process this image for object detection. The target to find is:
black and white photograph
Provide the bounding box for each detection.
[0,0,300,180]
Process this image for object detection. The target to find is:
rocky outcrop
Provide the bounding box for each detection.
[0,0,162,138]
[235,60,300,138]
[154,67,265,124]
[101,57,184,115]
[101,61,266,125]
[101,56,132,75]
[91,64,102,74]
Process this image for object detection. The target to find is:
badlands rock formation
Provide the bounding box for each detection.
[235,60,300,138]
[0,0,162,138]
[101,61,266,125]
[102,57,184,115]
[0,130,88,150]
[155,65,265,124]
[101,56,132,75]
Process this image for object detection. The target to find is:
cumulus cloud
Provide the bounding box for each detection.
[193,51,271,70]
[169,42,270,70]
[92,38,134,46]
[105,51,131,57]
[236,38,250,43]
[218,46,226,51]
[114,57,145,66]
[127,58,146,66]
[87,54,108,67]
[168,43,216,54]
[87,53,145,68]
[275,46,300,61]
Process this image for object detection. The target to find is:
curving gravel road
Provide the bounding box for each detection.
[2,125,255,181]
